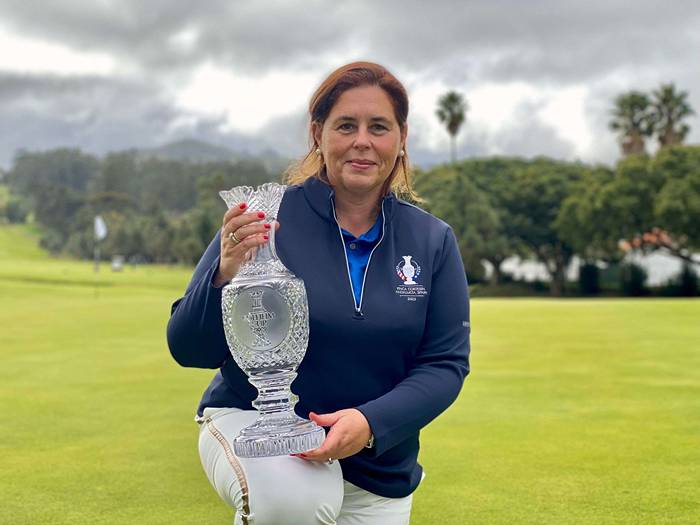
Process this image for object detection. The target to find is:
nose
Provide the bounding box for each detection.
[353,125,371,150]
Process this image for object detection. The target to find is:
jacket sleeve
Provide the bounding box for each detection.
[356,227,471,456]
[166,231,230,369]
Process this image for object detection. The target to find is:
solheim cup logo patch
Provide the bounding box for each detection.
[396,255,421,284]
[395,255,428,301]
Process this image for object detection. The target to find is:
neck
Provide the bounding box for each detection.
[333,189,382,238]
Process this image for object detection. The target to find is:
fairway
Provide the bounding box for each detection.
[1,225,699,524]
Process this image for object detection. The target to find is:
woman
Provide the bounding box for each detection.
[167,61,471,525]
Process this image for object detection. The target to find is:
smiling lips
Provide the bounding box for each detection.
[348,159,376,170]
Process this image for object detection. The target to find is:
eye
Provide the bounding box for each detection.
[371,124,389,132]
[337,123,355,131]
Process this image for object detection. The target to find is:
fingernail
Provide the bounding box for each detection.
[264,223,271,230]
[257,212,265,219]
[263,235,269,240]
[239,203,247,210]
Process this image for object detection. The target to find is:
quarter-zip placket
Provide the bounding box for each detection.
[330,196,387,320]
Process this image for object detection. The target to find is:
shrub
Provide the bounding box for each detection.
[578,263,600,295]
[659,264,700,296]
[620,262,648,296]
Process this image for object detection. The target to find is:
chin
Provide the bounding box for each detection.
[329,167,388,195]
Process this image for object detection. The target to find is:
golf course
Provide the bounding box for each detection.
[1,223,698,524]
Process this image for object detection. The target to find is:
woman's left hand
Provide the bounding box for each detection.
[298,409,371,462]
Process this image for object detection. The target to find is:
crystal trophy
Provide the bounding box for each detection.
[219,183,325,458]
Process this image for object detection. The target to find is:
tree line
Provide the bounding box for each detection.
[429,82,698,296]
[414,147,699,296]
[2,143,697,296]
[0,83,697,296]
[1,149,273,265]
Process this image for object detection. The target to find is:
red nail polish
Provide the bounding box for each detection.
[263,235,269,240]
[258,212,265,219]
[239,203,247,210]
[264,223,271,230]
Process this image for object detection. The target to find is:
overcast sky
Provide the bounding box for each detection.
[1,0,699,170]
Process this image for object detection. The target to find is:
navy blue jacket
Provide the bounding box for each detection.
[167,176,471,498]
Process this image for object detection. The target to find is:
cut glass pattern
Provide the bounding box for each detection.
[219,182,325,457]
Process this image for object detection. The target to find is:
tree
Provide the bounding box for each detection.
[609,91,654,156]
[436,91,468,164]
[556,166,620,262]
[650,83,695,148]
[7,149,99,200]
[557,154,667,262]
[504,159,585,296]
[649,145,700,263]
[415,167,504,283]
[559,146,700,270]
[451,158,527,284]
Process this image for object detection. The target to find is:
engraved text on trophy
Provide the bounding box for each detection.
[231,285,291,353]
[244,290,275,348]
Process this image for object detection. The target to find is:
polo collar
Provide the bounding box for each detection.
[341,212,383,242]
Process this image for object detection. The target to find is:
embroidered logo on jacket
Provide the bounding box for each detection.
[396,255,421,284]
[395,255,428,301]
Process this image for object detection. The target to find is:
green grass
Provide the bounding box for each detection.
[1,225,699,524]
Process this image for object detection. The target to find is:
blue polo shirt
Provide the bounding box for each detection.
[340,214,383,308]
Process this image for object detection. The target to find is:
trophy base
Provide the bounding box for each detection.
[233,415,325,458]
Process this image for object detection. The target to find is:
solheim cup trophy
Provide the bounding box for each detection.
[219,183,325,458]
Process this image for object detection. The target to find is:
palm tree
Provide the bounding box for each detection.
[609,91,654,156]
[650,83,695,148]
[436,91,468,164]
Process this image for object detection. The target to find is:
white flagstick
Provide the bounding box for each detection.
[93,215,108,296]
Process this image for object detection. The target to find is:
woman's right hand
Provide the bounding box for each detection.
[212,202,278,287]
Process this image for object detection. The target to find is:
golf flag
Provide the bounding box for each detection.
[94,215,108,241]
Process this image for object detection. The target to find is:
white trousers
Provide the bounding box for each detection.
[197,407,413,525]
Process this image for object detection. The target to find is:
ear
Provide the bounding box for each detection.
[311,121,322,148]
[400,123,408,149]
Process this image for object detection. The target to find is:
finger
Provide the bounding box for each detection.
[301,424,348,460]
[223,211,267,236]
[309,411,342,427]
[301,440,338,461]
[223,232,269,255]
[222,202,248,226]
[226,221,272,243]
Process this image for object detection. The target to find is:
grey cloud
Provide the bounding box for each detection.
[1,1,699,167]
[0,73,259,166]
[0,0,354,75]
[408,99,575,168]
[2,0,699,82]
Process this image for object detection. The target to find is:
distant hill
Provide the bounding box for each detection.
[136,139,292,174]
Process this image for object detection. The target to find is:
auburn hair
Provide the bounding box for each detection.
[284,61,417,200]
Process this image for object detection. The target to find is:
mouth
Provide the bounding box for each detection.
[347,159,376,170]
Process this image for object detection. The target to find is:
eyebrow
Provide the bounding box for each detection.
[332,115,392,125]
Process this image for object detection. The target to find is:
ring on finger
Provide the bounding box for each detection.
[228,231,241,244]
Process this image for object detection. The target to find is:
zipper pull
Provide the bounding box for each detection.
[352,310,365,320]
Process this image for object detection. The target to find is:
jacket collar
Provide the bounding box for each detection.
[301,176,397,223]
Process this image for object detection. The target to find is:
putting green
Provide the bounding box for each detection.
[1,225,698,524]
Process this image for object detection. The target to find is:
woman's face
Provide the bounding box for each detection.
[313,85,407,201]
